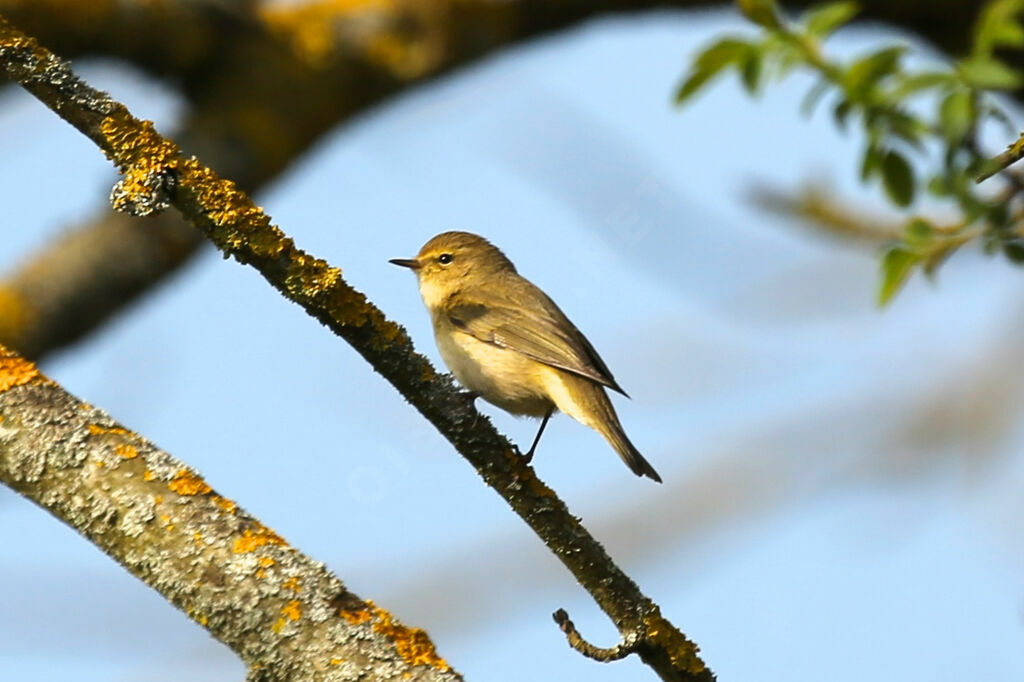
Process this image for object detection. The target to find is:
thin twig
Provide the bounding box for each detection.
[977,129,1024,182]
[553,609,643,662]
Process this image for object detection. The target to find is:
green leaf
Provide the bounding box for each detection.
[845,46,907,96]
[737,0,783,30]
[892,71,957,98]
[1003,238,1024,263]
[675,69,721,104]
[740,49,764,93]
[833,98,853,129]
[984,102,1017,134]
[800,78,833,116]
[881,150,915,207]
[938,89,974,141]
[958,56,1024,90]
[675,39,753,103]
[927,174,953,197]
[974,0,1024,56]
[802,1,861,38]
[886,110,927,150]
[878,245,920,305]
[860,144,882,181]
[903,218,934,247]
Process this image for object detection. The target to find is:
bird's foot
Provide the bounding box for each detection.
[510,442,536,465]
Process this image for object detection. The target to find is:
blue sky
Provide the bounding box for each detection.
[1,9,1022,681]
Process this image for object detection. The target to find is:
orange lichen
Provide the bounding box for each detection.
[115,443,138,459]
[180,163,271,238]
[272,617,287,634]
[88,424,130,437]
[282,600,302,622]
[213,495,238,514]
[258,557,276,568]
[330,658,345,665]
[366,601,450,670]
[233,525,286,554]
[282,576,301,593]
[642,608,708,675]
[339,606,372,625]
[143,470,156,482]
[168,469,212,496]
[0,352,41,392]
[99,116,179,169]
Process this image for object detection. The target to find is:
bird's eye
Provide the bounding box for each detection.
[438,253,454,265]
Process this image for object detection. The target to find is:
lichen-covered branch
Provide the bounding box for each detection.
[0,15,712,681]
[0,345,459,682]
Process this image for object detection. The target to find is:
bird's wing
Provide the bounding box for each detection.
[446,285,628,396]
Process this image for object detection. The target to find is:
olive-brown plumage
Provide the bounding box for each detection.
[391,231,661,482]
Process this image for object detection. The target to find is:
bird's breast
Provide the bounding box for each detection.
[431,314,552,417]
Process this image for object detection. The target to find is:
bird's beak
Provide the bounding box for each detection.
[389,258,422,270]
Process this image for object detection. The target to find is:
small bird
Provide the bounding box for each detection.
[390,231,661,482]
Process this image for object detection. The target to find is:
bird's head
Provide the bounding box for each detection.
[390,231,516,308]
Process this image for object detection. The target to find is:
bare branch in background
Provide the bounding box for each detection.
[750,184,904,244]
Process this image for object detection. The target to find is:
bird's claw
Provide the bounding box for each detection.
[511,443,534,464]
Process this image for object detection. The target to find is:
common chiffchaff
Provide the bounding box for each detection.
[390,231,661,482]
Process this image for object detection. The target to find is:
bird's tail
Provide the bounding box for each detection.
[603,421,662,483]
[585,386,662,483]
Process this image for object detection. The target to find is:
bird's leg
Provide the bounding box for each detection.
[522,407,554,464]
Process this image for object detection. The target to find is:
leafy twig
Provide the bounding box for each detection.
[677,0,1024,304]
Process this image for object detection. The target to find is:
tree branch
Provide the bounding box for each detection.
[0,0,257,79]
[0,345,459,682]
[749,184,904,244]
[0,14,712,681]
[0,210,204,360]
